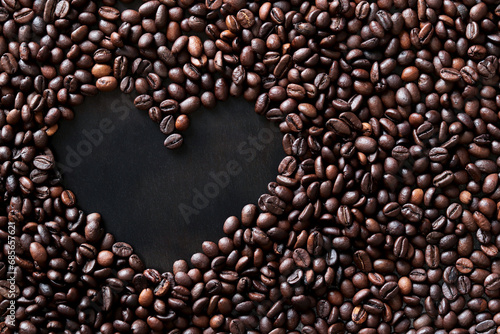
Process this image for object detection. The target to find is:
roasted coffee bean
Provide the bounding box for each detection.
[476,320,496,334]
[401,204,423,223]
[433,170,454,188]
[440,68,462,82]
[351,305,367,324]
[33,155,54,170]
[484,274,500,292]
[285,114,303,132]
[363,299,385,315]
[326,119,351,136]
[337,205,353,226]
[96,76,118,92]
[134,94,153,110]
[457,275,472,295]
[456,258,474,274]
[380,281,399,301]
[160,116,175,135]
[393,236,409,258]
[112,242,133,257]
[164,134,183,149]
[353,250,372,273]
[293,248,311,268]
[425,245,440,269]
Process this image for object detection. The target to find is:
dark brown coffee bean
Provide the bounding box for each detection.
[236,9,254,28]
[337,205,353,226]
[393,236,409,258]
[476,320,495,334]
[440,68,462,82]
[460,66,478,85]
[164,134,183,149]
[96,76,118,92]
[457,276,471,295]
[352,305,367,324]
[485,274,500,292]
[13,7,34,24]
[363,299,385,315]
[416,122,434,140]
[355,1,370,19]
[433,170,454,188]
[160,116,175,135]
[401,203,423,223]
[353,250,372,273]
[293,248,311,268]
[33,155,54,171]
[112,242,133,257]
[425,245,440,269]
[355,136,377,154]
[456,258,474,274]
[134,94,153,110]
[446,203,463,220]
[326,118,351,137]
[380,281,399,301]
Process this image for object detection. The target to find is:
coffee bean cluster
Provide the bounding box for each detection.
[1,0,500,332]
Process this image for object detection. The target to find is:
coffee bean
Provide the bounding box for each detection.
[433,170,454,188]
[425,245,440,269]
[456,258,474,274]
[392,146,409,160]
[440,68,462,82]
[461,66,479,85]
[428,147,448,162]
[363,298,385,315]
[29,242,47,265]
[354,136,377,154]
[307,231,323,257]
[98,6,120,21]
[380,281,399,300]
[236,9,254,28]
[401,203,423,223]
[409,268,427,283]
[393,236,409,258]
[351,305,367,324]
[112,242,133,257]
[337,205,353,226]
[164,134,183,149]
[446,203,463,220]
[159,116,175,135]
[96,76,118,92]
[79,243,97,258]
[484,273,500,292]
[353,250,372,273]
[1,53,18,74]
[293,248,311,268]
[33,155,54,170]
[13,7,34,24]
[326,118,351,136]
[416,122,434,140]
[457,275,471,295]
[285,113,303,132]
[134,94,153,110]
[476,320,496,334]
[442,282,458,301]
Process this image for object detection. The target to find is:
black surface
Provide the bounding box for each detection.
[51,90,284,271]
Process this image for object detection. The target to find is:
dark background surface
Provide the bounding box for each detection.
[51,90,284,272]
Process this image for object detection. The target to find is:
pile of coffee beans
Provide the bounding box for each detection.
[1,0,500,332]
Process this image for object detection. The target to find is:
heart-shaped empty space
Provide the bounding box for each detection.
[51,90,284,271]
